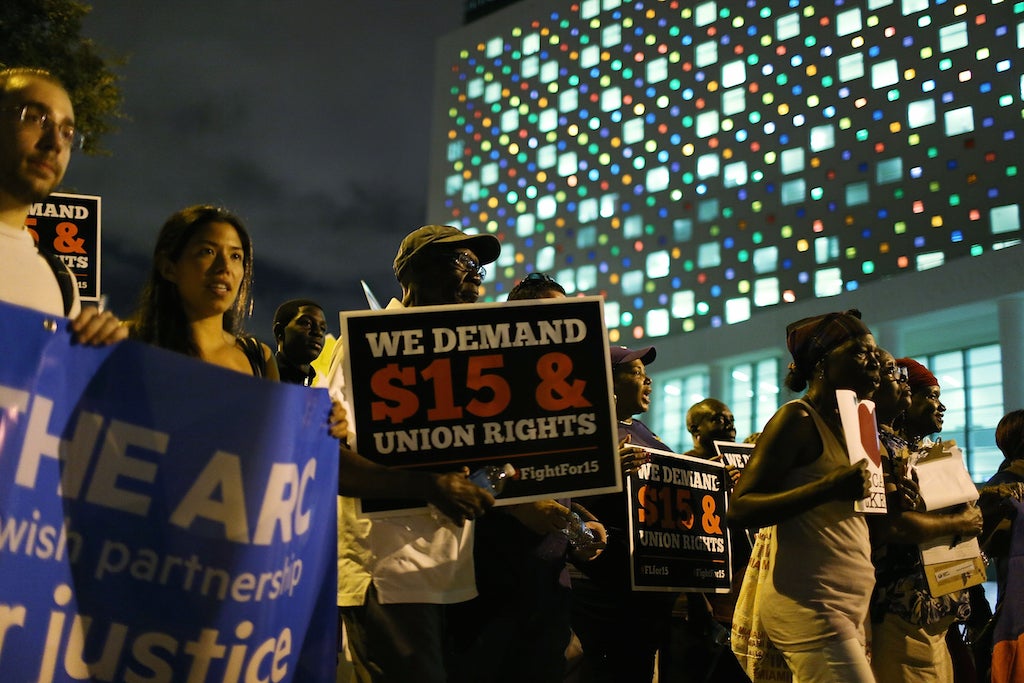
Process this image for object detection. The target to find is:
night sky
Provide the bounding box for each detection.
[66,0,469,340]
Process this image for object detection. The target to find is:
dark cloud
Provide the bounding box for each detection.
[67,0,466,341]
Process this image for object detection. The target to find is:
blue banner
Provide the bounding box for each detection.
[0,301,338,682]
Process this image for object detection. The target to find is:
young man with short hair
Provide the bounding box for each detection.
[272,298,327,386]
[0,67,123,344]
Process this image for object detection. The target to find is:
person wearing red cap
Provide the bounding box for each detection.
[569,344,681,683]
[869,357,983,683]
[730,310,877,682]
[896,358,946,444]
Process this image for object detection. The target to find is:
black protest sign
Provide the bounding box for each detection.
[340,296,620,515]
[628,449,732,592]
[27,192,102,302]
[713,440,755,470]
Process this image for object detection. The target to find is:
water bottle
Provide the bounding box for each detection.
[470,463,517,496]
[562,510,597,549]
[428,464,516,528]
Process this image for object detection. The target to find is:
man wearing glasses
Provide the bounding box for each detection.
[0,66,123,344]
[328,224,501,683]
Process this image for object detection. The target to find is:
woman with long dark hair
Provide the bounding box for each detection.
[129,204,277,379]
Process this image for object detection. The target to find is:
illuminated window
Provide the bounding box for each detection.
[944,106,975,135]
[871,60,900,89]
[624,215,643,238]
[991,205,1021,235]
[730,358,780,441]
[674,219,694,243]
[621,270,645,295]
[574,264,597,293]
[646,309,671,337]
[722,88,746,116]
[776,13,801,41]
[753,277,780,307]
[780,148,805,175]
[481,163,499,186]
[836,9,863,37]
[646,250,671,279]
[559,89,578,113]
[653,372,710,452]
[838,54,865,82]
[939,22,969,53]
[908,99,937,128]
[814,267,843,296]
[916,251,945,270]
[603,298,620,328]
[781,179,806,205]
[694,2,717,28]
[576,225,597,248]
[723,161,748,188]
[725,297,751,325]
[752,246,779,274]
[647,166,670,192]
[696,111,720,138]
[846,182,870,207]
[600,87,622,113]
[697,242,721,268]
[558,152,579,178]
[809,125,836,152]
[696,41,718,68]
[536,246,556,271]
[815,236,839,264]
[721,61,746,89]
[876,158,903,184]
[672,290,695,318]
[697,153,721,179]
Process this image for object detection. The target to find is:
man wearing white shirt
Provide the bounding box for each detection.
[328,224,501,682]
[0,66,123,344]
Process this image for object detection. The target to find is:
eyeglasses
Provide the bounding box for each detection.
[5,103,85,151]
[617,367,653,385]
[881,365,910,382]
[451,252,486,278]
[523,272,557,283]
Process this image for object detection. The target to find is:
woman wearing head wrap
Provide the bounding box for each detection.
[897,358,946,445]
[730,310,877,682]
[868,358,983,683]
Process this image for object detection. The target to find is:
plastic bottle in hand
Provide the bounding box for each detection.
[563,511,597,549]
[470,463,517,496]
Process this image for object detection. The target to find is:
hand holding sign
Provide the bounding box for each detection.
[836,389,887,514]
[619,434,651,477]
[828,459,872,501]
[427,467,495,525]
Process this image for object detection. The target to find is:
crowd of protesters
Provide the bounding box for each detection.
[4,65,1023,683]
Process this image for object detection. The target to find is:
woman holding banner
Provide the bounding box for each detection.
[729,310,876,683]
[128,204,279,379]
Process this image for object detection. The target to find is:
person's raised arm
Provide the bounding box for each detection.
[729,401,870,528]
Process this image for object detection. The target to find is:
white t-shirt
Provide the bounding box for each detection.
[0,219,81,318]
[329,298,476,606]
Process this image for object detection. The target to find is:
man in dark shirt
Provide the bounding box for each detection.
[272,298,327,386]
